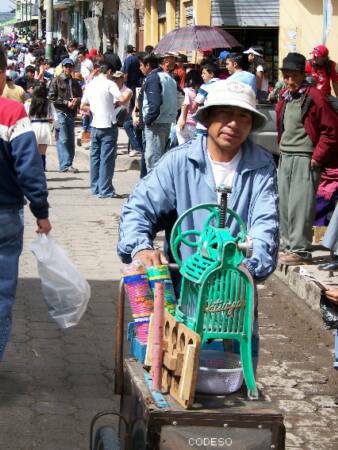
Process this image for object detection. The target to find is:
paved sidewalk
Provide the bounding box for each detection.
[0,148,140,450]
[0,143,336,449]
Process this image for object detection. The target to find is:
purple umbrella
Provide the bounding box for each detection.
[154,25,241,53]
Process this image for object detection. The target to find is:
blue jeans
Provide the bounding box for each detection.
[56,111,75,171]
[123,117,143,153]
[0,208,24,361]
[144,123,171,170]
[90,126,118,197]
[82,113,92,132]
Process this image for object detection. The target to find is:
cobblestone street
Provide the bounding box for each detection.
[0,144,336,450]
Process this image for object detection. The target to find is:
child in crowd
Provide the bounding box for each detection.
[25,83,58,170]
[176,69,203,145]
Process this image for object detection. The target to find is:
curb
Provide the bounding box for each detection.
[274,263,324,313]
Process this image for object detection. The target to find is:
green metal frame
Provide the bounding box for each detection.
[170,204,258,399]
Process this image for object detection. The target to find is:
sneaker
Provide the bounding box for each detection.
[67,166,79,174]
[318,260,338,271]
[98,192,122,199]
[129,150,142,157]
[278,253,311,266]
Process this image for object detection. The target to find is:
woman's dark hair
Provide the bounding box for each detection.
[145,45,154,54]
[171,73,184,94]
[138,53,158,69]
[29,84,49,118]
[185,69,203,90]
[202,63,218,77]
[226,53,249,71]
[247,47,266,74]
[0,45,7,72]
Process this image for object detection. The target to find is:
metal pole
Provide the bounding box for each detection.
[25,0,28,35]
[38,0,43,39]
[45,0,53,60]
[29,0,32,36]
[21,2,24,34]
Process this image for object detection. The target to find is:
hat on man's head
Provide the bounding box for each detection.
[6,69,18,81]
[112,70,125,78]
[156,51,177,59]
[279,52,306,72]
[193,80,267,132]
[310,44,329,58]
[87,48,98,59]
[61,58,74,66]
[243,47,263,57]
[219,50,230,62]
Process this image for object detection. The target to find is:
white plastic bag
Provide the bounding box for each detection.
[30,234,91,328]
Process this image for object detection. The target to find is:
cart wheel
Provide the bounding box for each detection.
[93,426,120,450]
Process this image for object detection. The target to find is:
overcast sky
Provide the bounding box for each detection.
[0,0,13,13]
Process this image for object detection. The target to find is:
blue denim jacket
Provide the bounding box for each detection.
[118,135,279,281]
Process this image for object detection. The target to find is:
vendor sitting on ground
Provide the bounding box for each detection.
[117,79,279,278]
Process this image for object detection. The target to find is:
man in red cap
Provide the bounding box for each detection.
[305,44,338,96]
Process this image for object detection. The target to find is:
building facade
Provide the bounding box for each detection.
[143,0,279,79]
[15,0,39,34]
[279,0,338,66]
[143,0,210,47]
[52,0,118,51]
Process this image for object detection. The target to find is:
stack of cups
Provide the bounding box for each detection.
[147,265,177,314]
[122,263,154,343]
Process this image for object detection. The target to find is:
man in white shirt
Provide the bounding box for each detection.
[81,64,132,198]
[78,50,94,82]
[24,46,36,68]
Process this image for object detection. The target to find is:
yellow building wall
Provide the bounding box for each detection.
[279,0,338,67]
[144,0,212,47]
[193,0,211,26]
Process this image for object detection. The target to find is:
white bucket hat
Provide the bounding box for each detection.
[193,80,267,132]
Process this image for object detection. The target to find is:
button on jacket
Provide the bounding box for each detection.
[118,135,279,281]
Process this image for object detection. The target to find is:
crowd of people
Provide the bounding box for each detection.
[0,33,337,371]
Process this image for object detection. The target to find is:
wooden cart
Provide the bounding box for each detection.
[89,268,285,450]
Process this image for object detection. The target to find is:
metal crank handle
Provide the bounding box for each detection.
[237,236,253,258]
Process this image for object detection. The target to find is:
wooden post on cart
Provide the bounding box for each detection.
[151,282,165,391]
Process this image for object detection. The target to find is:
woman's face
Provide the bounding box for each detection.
[248,53,255,63]
[202,68,214,83]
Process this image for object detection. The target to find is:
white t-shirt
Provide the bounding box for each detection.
[208,149,242,201]
[81,74,122,128]
[119,84,132,112]
[80,58,94,81]
[256,65,269,93]
[24,52,35,68]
